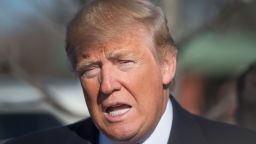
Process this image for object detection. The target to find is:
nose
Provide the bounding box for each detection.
[99,64,121,95]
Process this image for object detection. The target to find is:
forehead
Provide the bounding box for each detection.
[76,27,155,58]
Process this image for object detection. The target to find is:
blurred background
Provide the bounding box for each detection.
[0,0,256,140]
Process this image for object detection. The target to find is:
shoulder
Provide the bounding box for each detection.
[193,115,256,144]
[170,96,256,144]
[4,118,98,144]
[4,125,72,144]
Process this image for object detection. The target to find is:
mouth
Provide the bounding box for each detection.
[103,103,132,121]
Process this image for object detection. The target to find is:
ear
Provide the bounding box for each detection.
[161,52,177,85]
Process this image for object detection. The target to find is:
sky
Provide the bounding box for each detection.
[0,0,73,33]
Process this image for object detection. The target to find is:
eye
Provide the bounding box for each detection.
[117,60,135,71]
[118,59,135,65]
[80,66,100,78]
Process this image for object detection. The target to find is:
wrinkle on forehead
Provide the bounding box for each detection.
[76,24,152,50]
[75,26,157,68]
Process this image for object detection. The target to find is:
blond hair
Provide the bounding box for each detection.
[66,0,176,69]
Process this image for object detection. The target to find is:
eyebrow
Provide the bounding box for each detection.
[76,59,99,72]
[75,49,135,71]
[107,49,134,60]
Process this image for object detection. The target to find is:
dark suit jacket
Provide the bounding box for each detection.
[4,97,256,144]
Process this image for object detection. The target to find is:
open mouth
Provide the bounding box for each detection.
[105,104,132,117]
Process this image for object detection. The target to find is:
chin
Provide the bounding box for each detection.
[105,122,154,144]
[108,127,136,139]
[103,124,144,143]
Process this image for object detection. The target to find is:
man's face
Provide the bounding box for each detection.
[75,27,175,142]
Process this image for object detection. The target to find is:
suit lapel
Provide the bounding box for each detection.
[168,97,207,144]
[67,118,99,144]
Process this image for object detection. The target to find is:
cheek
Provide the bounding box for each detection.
[80,79,103,120]
[136,66,162,90]
[80,79,100,103]
[126,65,163,104]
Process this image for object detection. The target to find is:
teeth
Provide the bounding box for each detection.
[108,108,130,117]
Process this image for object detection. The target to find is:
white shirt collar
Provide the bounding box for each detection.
[99,99,173,144]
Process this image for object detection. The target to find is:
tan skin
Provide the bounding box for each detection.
[75,27,176,143]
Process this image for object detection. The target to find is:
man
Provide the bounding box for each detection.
[4,0,256,144]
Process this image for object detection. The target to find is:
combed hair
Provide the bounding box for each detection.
[66,0,176,69]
